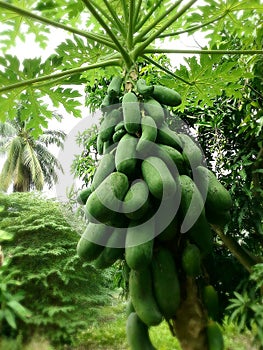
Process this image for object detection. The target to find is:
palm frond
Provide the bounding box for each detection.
[38,130,66,148]
[22,143,44,191]
[0,121,16,137]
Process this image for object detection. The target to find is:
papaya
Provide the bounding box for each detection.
[76,187,92,205]
[115,133,138,178]
[77,222,112,262]
[125,218,155,270]
[85,172,129,225]
[179,133,203,168]
[129,267,163,326]
[91,153,115,191]
[136,78,154,96]
[93,227,126,269]
[122,91,141,134]
[99,109,122,142]
[141,156,177,200]
[206,320,224,350]
[96,133,104,155]
[157,144,186,175]
[126,299,135,317]
[114,120,125,132]
[156,123,182,151]
[143,98,165,127]
[202,285,219,321]
[100,94,111,111]
[152,85,182,107]
[136,115,157,156]
[206,209,231,227]
[179,175,213,255]
[195,166,232,212]
[122,179,150,220]
[107,76,122,100]
[181,242,202,277]
[126,312,156,350]
[151,247,181,319]
[112,128,126,143]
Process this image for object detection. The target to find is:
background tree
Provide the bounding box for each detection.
[0,109,65,192]
[0,191,112,347]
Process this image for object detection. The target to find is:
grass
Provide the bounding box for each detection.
[0,296,260,350]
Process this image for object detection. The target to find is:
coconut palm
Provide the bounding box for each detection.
[0,114,65,192]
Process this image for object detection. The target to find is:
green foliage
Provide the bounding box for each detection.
[226,263,263,346]
[0,192,111,346]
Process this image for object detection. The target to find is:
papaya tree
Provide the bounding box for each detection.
[0,1,263,349]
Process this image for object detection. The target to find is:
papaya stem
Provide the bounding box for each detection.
[121,0,129,26]
[157,13,226,38]
[134,0,197,57]
[82,0,133,69]
[127,0,135,50]
[135,0,182,44]
[144,49,263,55]
[0,59,121,94]
[133,0,142,29]
[101,0,127,38]
[0,0,116,50]
[135,0,164,31]
[141,54,192,85]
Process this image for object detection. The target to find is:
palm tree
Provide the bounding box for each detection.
[0,113,66,192]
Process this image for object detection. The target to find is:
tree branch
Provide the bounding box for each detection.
[212,224,258,273]
[141,54,192,85]
[0,0,117,50]
[0,59,121,94]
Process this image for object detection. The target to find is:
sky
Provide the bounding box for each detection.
[0,6,209,200]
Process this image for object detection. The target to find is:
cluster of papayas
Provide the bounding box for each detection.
[76,76,230,350]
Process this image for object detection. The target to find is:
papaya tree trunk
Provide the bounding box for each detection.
[172,277,208,350]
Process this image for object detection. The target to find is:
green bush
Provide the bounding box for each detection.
[0,192,111,347]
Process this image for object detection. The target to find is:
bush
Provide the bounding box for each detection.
[0,192,111,347]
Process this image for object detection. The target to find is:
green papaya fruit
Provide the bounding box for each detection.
[202,285,219,321]
[195,166,232,213]
[179,175,213,255]
[91,153,115,191]
[126,312,156,350]
[141,156,177,200]
[129,267,163,326]
[93,227,126,269]
[107,76,123,100]
[99,109,122,142]
[143,98,165,127]
[76,187,93,205]
[156,123,182,151]
[152,85,182,107]
[85,172,129,225]
[136,78,154,96]
[181,242,202,277]
[122,179,150,220]
[179,133,203,168]
[136,115,157,155]
[206,321,224,350]
[122,91,141,134]
[77,222,112,262]
[112,128,126,143]
[125,218,155,270]
[115,133,138,178]
[151,247,181,319]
